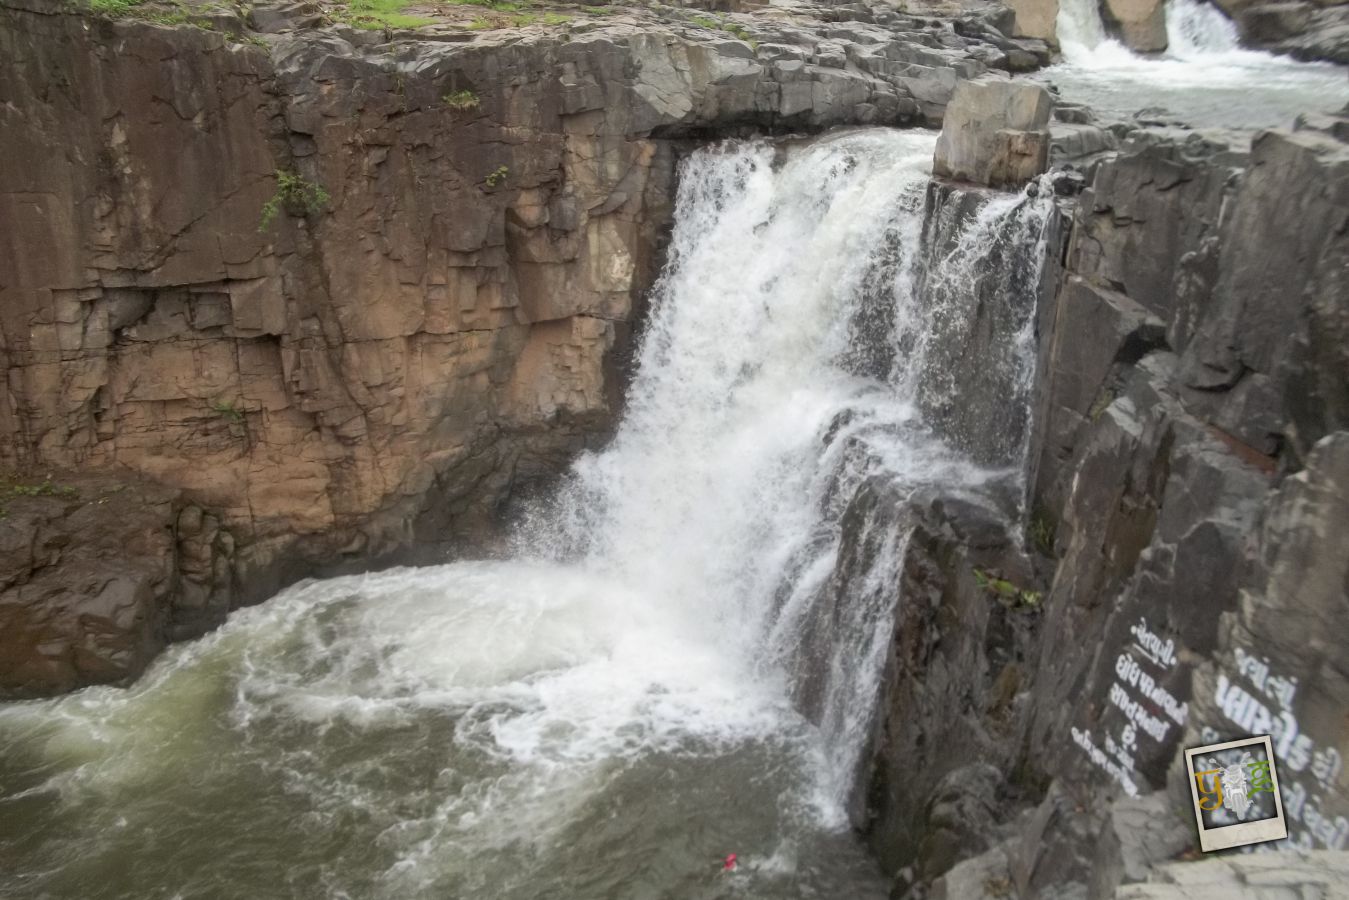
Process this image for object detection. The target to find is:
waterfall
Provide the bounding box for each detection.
[1057,0,1273,60]
[1057,0,1112,59]
[1166,0,1241,55]
[0,130,1055,899]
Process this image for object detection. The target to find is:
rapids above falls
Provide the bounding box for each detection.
[0,131,1055,899]
[1042,0,1349,129]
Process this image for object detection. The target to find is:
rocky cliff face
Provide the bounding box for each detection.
[858,105,1349,897]
[0,0,1049,696]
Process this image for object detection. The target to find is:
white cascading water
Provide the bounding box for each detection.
[1166,0,1241,55]
[1049,0,1349,129]
[0,130,1054,900]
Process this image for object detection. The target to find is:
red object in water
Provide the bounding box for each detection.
[722,854,737,871]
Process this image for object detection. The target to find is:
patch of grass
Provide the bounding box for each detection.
[443,89,480,110]
[687,13,756,48]
[0,475,81,518]
[462,8,570,28]
[143,8,193,24]
[974,567,1041,609]
[446,0,525,11]
[258,170,330,233]
[5,476,80,500]
[332,0,435,30]
[483,165,509,188]
[89,0,144,15]
[87,0,214,27]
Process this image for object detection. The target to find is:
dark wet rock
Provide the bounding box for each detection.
[861,111,1349,897]
[0,475,232,699]
[1216,0,1349,63]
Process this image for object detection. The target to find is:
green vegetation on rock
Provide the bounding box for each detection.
[687,12,757,48]
[209,400,245,423]
[258,170,330,232]
[443,89,480,110]
[974,567,1042,609]
[332,0,435,30]
[0,475,80,519]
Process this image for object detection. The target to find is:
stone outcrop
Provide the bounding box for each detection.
[0,0,1052,697]
[0,475,231,698]
[1212,0,1349,63]
[1007,0,1062,43]
[933,75,1053,187]
[859,110,1349,897]
[1102,0,1168,52]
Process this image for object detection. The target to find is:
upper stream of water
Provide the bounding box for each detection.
[1042,0,1349,129]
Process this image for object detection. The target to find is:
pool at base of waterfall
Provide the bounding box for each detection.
[1041,0,1349,131]
[0,563,890,900]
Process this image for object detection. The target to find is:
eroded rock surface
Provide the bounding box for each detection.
[0,476,231,699]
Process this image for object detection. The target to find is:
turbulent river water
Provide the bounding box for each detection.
[0,131,1056,899]
[1042,0,1349,129]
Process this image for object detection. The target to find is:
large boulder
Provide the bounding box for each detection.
[1007,0,1062,42]
[1103,0,1169,52]
[933,76,1054,188]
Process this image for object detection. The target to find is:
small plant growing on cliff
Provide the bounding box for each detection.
[974,567,1041,609]
[210,400,245,423]
[1088,386,1117,422]
[443,90,480,110]
[1028,508,1056,558]
[483,165,509,188]
[258,170,330,232]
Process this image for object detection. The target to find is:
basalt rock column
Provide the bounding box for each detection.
[933,76,1054,189]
